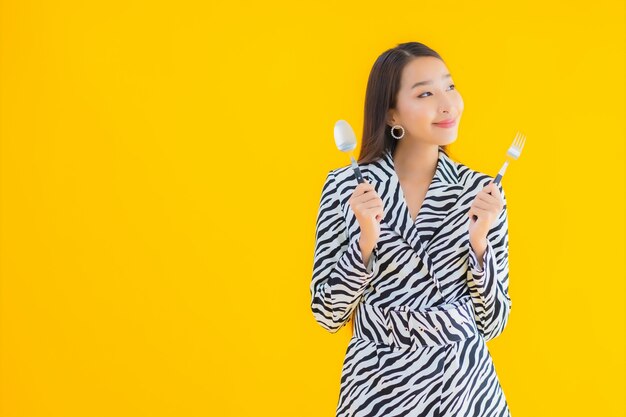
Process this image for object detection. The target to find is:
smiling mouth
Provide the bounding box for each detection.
[433,118,457,127]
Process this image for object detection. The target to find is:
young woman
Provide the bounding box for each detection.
[310,42,513,417]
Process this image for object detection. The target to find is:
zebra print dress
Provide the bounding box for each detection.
[310,146,513,417]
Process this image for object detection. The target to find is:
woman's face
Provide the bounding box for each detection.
[387,56,464,146]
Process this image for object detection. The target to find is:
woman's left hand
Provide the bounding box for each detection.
[467,181,504,244]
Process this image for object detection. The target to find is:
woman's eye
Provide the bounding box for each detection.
[418,84,456,98]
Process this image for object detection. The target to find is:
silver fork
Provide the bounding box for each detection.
[493,131,526,185]
[472,132,526,221]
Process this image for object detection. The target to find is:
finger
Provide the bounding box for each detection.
[468,206,488,218]
[360,200,383,211]
[356,181,374,191]
[485,183,504,207]
[363,207,383,220]
[354,193,381,205]
[351,182,374,199]
[476,192,499,205]
[472,199,493,211]
[358,181,374,191]
[362,201,385,220]
[373,207,384,222]
[481,181,496,194]
[488,182,501,196]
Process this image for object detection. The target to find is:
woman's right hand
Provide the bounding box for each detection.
[348,181,385,243]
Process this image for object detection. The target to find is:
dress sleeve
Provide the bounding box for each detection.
[466,182,513,342]
[310,170,378,333]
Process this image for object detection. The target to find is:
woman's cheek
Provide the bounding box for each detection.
[405,104,429,125]
[455,93,464,112]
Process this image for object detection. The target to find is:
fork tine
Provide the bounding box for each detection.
[514,132,525,151]
[517,134,526,151]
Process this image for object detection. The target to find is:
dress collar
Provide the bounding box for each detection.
[366,146,460,186]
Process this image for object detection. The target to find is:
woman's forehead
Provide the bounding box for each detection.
[401,58,451,89]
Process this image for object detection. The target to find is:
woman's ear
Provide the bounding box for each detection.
[387,108,398,126]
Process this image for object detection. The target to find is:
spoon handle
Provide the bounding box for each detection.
[350,156,365,183]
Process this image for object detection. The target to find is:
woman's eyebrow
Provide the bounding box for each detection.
[411,73,452,89]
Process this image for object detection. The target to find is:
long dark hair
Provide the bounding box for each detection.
[358,42,456,164]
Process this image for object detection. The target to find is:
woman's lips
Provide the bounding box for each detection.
[433,118,457,128]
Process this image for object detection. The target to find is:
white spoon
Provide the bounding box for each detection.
[333,120,365,183]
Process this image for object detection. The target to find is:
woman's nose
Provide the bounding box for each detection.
[438,97,455,113]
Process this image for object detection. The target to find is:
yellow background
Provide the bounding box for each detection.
[1,1,624,416]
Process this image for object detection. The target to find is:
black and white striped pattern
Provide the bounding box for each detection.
[310,147,513,417]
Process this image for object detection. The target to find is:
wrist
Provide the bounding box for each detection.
[470,236,487,252]
[359,235,376,249]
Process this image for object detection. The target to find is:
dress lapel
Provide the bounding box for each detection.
[364,146,464,293]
